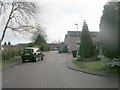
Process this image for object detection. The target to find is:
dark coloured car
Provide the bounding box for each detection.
[21,47,44,63]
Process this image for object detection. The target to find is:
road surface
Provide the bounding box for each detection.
[2,51,118,88]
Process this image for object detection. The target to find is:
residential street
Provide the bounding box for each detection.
[2,51,118,88]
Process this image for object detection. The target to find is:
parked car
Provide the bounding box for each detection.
[21,47,44,63]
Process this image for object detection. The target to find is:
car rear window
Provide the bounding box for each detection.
[23,49,33,53]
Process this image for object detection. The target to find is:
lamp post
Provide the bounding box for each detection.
[75,23,78,55]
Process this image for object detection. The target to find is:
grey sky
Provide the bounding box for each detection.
[37,0,108,43]
[1,0,108,44]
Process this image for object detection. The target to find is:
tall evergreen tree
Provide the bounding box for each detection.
[34,34,46,45]
[79,21,95,58]
[4,42,7,45]
[34,34,48,51]
[8,41,11,45]
[100,2,119,59]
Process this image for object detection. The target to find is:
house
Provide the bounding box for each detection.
[48,43,59,51]
[64,31,100,53]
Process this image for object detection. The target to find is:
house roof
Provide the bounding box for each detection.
[67,31,99,37]
[68,31,81,37]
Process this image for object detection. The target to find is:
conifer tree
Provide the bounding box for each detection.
[79,21,95,58]
[8,41,11,45]
[100,2,119,59]
[4,42,7,45]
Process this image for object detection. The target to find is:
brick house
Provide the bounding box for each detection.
[64,31,100,53]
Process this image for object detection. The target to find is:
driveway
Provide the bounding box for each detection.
[2,51,118,88]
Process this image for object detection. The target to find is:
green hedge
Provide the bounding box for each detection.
[2,47,21,60]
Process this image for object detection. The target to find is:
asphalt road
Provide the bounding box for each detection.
[2,51,118,88]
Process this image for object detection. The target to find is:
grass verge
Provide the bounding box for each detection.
[73,60,105,72]
[2,56,21,69]
[73,60,119,75]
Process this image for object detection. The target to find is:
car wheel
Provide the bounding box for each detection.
[38,55,40,61]
[22,59,25,63]
[33,57,36,62]
[35,57,39,62]
[41,57,44,60]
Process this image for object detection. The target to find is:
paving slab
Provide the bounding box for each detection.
[2,51,119,88]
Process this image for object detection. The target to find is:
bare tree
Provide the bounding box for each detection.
[0,1,4,15]
[31,24,47,43]
[0,1,38,46]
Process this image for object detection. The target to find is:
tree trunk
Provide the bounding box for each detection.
[1,3,14,43]
[0,39,2,71]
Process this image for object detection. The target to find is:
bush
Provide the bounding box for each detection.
[2,47,21,60]
[106,58,120,68]
[100,56,120,74]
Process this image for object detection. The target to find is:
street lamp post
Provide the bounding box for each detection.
[75,23,78,55]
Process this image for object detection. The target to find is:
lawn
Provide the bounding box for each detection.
[73,60,106,72]
[73,60,119,74]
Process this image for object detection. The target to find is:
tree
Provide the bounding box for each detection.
[4,42,7,45]
[32,24,47,41]
[34,34,46,45]
[32,27,48,51]
[34,34,48,51]
[0,1,38,46]
[8,41,11,45]
[79,21,96,58]
[118,1,120,58]
[100,1,119,59]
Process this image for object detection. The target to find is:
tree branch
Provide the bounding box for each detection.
[7,25,35,33]
[1,2,14,42]
[1,2,38,43]
[0,1,4,15]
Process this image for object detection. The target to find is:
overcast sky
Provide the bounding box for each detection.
[1,0,108,44]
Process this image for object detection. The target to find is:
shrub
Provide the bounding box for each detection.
[2,47,22,60]
[101,56,120,73]
[106,58,120,68]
